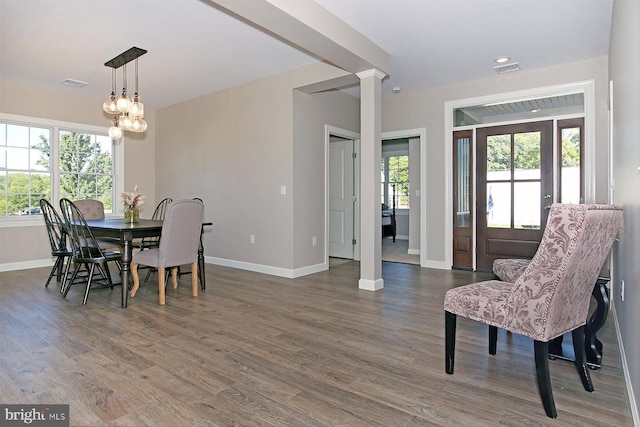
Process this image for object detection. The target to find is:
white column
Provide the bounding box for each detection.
[357,69,386,291]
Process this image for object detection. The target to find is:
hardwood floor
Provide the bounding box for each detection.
[0,262,633,426]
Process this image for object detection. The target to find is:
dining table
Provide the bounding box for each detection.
[85,218,211,308]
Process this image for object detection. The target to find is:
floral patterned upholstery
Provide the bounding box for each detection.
[445,203,622,341]
[444,203,623,417]
[492,258,530,283]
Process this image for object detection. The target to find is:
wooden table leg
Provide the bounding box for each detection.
[120,239,132,308]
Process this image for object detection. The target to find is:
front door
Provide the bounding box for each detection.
[476,121,553,271]
[329,138,355,259]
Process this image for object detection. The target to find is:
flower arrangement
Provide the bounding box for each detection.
[122,186,145,223]
[121,185,145,208]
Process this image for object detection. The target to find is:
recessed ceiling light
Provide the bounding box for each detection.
[495,56,510,64]
[531,108,541,113]
[392,87,401,93]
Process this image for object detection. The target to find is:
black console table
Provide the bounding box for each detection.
[548,276,610,369]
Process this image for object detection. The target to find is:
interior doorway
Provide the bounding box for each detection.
[328,136,356,260]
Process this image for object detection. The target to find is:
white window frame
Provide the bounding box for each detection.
[0,113,123,228]
[381,150,410,210]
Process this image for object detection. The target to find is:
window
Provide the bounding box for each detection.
[381,154,409,209]
[0,123,51,216]
[557,118,583,204]
[0,115,118,221]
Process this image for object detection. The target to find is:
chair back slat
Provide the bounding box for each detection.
[60,198,107,262]
[140,197,173,247]
[40,199,67,252]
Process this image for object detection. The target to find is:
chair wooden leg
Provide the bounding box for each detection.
[82,264,96,305]
[63,263,81,297]
[572,326,594,392]
[130,262,140,297]
[60,259,72,294]
[171,267,178,289]
[489,325,497,355]
[45,256,63,288]
[534,340,557,418]
[445,311,456,374]
[191,262,198,297]
[158,267,166,305]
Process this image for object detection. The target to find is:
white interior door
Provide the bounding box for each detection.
[329,139,355,259]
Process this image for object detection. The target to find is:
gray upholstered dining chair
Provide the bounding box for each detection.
[72,199,106,219]
[72,199,120,250]
[40,198,73,289]
[129,199,204,305]
[444,203,623,418]
[134,197,173,282]
[59,198,123,304]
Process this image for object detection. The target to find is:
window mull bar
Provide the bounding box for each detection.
[103,47,148,138]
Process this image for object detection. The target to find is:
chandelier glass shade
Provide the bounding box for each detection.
[104,47,147,138]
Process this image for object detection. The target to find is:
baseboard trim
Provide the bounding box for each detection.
[358,278,384,291]
[0,258,53,272]
[421,259,449,269]
[206,256,326,279]
[612,303,639,426]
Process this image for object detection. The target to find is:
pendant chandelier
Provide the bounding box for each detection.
[103,47,148,139]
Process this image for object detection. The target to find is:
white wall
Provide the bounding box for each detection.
[610,0,640,421]
[382,56,610,265]
[155,62,355,276]
[292,90,360,269]
[0,80,156,268]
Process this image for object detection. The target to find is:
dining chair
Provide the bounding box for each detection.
[72,199,106,219]
[134,197,173,282]
[130,199,204,305]
[444,203,623,418]
[72,199,120,250]
[137,197,173,250]
[59,198,123,304]
[39,198,73,289]
[176,197,206,290]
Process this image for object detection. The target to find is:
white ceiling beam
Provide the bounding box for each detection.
[207,0,390,75]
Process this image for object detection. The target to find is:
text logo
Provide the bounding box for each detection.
[1,405,69,427]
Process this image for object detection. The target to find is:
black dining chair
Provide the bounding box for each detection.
[59,198,123,304]
[40,199,73,289]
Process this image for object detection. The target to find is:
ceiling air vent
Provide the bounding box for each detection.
[493,62,520,74]
[61,78,88,87]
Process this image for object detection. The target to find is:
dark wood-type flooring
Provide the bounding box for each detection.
[0,261,633,426]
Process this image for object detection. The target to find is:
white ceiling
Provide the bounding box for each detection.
[0,0,613,111]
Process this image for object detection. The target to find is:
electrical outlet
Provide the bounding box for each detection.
[621,279,625,302]
[312,236,317,246]
[250,234,255,244]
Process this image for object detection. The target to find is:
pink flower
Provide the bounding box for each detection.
[121,185,146,208]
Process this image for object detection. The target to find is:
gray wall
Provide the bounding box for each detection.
[610,0,640,419]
